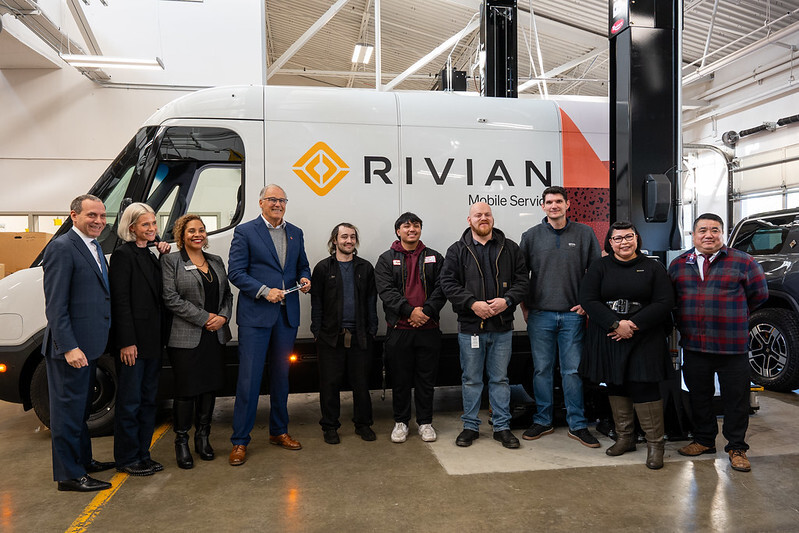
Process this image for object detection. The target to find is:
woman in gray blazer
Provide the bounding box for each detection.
[162,214,233,469]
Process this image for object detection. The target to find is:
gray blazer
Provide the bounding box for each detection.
[161,250,233,349]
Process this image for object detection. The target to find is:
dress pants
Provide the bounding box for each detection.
[682,349,750,451]
[45,356,96,481]
[385,328,441,425]
[231,307,297,445]
[316,333,373,430]
[114,356,161,467]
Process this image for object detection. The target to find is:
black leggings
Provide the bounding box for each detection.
[606,381,661,404]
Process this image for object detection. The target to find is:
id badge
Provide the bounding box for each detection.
[471,334,479,349]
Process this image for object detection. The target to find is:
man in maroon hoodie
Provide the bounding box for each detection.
[375,213,447,443]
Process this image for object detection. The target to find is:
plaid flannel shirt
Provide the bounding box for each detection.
[668,245,768,354]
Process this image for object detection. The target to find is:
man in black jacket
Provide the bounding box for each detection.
[440,202,529,449]
[310,223,378,444]
[375,212,447,443]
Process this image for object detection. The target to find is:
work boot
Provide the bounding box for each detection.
[173,398,195,470]
[606,396,637,457]
[194,393,216,461]
[634,400,665,470]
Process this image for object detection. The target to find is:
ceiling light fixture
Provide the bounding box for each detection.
[351,43,373,64]
[60,54,165,70]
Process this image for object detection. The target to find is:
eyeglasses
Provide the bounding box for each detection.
[263,197,288,205]
[609,233,636,244]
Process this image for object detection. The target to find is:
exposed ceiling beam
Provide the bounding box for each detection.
[266,0,353,80]
[518,47,605,93]
[347,0,373,88]
[264,2,276,65]
[281,68,434,80]
[66,0,102,55]
[384,16,480,91]
[683,17,799,84]
[0,0,109,81]
[438,0,606,48]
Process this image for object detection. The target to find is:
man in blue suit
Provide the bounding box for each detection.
[228,184,311,466]
[42,194,115,491]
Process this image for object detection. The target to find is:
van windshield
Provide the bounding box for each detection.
[39,127,159,259]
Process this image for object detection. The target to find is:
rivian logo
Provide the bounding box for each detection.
[292,142,350,196]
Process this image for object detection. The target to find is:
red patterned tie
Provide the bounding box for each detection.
[702,253,712,280]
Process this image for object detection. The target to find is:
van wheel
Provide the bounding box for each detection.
[28,355,118,437]
[749,308,799,392]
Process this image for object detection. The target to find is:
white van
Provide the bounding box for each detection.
[0,85,609,433]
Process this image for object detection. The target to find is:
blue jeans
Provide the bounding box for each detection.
[528,310,587,430]
[458,331,512,432]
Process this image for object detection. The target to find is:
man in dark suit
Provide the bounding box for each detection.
[42,194,116,492]
[228,184,311,466]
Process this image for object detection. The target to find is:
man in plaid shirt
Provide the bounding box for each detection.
[668,213,768,472]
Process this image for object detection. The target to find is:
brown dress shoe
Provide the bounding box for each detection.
[729,450,751,472]
[677,441,717,456]
[269,433,302,450]
[229,445,247,466]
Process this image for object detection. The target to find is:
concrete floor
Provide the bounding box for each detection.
[2,388,799,533]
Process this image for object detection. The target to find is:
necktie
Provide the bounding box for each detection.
[92,239,109,287]
[701,253,712,280]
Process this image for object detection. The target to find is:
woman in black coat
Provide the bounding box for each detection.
[110,202,170,476]
[579,221,674,469]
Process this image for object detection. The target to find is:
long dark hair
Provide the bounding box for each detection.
[327,222,359,255]
[604,221,642,255]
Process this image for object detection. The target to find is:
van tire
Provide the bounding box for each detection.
[749,308,799,392]
[28,355,118,437]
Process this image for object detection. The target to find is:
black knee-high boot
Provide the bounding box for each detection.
[194,392,216,461]
[173,398,195,469]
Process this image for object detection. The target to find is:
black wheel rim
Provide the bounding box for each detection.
[90,364,116,421]
[749,323,789,379]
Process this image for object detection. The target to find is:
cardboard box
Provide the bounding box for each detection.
[0,263,5,279]
[0,233,53,274]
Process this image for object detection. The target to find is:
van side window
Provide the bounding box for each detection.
[733,215,797,255]
[144,127,244,241]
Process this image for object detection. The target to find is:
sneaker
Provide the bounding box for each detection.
[678,441,717,457]
[418,424,437,442]
[391,422,409,443]
[355,426,376,442]
[522,423,554,441]
[455,428,480,447]
[728,450,751,472]
[323,429,340,445]
[493,429,521,449]
[568,428,601,448]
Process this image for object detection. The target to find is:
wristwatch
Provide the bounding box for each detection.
[504,297,513,308]
[610,320,620,331]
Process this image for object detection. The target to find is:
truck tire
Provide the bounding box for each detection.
[749,308,799,392]
[28,355,118,436]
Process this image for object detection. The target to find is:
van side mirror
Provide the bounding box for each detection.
[642,174,671,223]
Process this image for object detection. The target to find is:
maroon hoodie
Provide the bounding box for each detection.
[391,240,436,330]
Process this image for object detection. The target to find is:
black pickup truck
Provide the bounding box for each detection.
[729,208,799,392]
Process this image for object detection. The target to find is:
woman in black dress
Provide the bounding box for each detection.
[110,202,170,476]
[161,214,232,469]
[579,221,674,469]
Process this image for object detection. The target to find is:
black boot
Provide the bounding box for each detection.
[194,393,216,461]
[173,398,194,469]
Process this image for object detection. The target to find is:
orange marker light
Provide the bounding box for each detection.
[0,364,7,373]
[289,354,298,363]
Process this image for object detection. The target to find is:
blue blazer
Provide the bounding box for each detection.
[228,217,310,328]
[42,230,111,360]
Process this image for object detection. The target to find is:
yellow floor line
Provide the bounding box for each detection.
[66,421,172,533]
